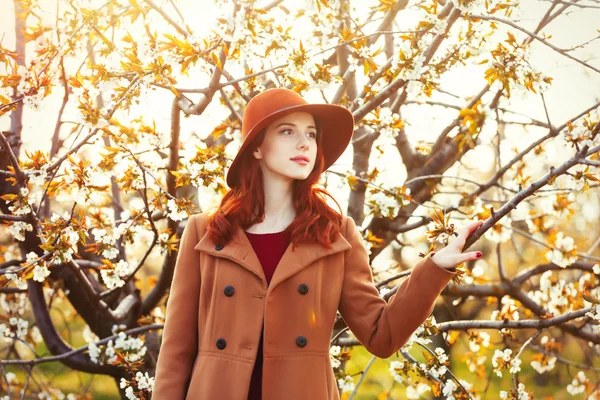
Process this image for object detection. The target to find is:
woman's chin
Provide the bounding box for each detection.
[284,173,309,181]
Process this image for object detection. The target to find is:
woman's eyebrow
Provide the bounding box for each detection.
[275,122,317,129]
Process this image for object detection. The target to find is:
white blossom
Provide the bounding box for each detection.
[567,371,587,395]
[509,356,522,374]
[167,199,188,222]
[406,382,431,398]
[442,378,457,398]
[88,342,100,363]
[337,375,355,392]
[531,355,556,374]
[389,360,405,384]
[545,232,578,268]
[492,348,512,377]
[5,272,28,290]
[33,264,51,282]
[329,345,341,369]
[8,221,33,241]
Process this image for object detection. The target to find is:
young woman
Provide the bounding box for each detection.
[151,88,483,400]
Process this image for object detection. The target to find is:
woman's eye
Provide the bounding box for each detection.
[281,129,317,138]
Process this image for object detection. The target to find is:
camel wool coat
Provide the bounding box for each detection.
[151,212,457,400]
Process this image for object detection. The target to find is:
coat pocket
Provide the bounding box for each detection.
[185,352,254,400]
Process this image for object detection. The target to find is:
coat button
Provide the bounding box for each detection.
[298,283,308,295]
[296,336,307,348]
[224,285,235,296]
[215,244,224,250]
[216,338,227,350]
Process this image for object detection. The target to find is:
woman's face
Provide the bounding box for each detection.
[252,111,318,184]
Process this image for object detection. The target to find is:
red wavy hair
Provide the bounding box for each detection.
[205,116,346,250]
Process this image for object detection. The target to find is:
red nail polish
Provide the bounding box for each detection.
[476,252,482,258]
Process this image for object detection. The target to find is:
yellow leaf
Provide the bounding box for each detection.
[363,60,370,75]
[583,290,600,304]
[223,42,229,57]
[169,85,181,98]
[68,71,84,88]
[123,32,135,44]
[91,26,114,51]
[506,31,516,44]
[458,108,474,117]
[211,52,223,72]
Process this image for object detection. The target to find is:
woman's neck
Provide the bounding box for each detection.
[245,210,296,234]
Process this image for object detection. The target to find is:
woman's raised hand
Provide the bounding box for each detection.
[431,220,484,270]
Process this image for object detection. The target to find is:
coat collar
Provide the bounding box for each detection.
[194,220,352,292]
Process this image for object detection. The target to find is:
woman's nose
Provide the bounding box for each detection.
[298,135,310,149]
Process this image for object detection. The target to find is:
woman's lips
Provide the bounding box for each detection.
[291,159,309,165]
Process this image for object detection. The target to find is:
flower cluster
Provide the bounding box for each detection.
[166,198,189,222]
[4,269,28,290]
[406,382,432,398]
[2,250,50,288]
[471,199,512,243]
[120,371,155,400]
[63,155,111,206]
[360,106,409,149]
[7,220,33,241]
[45,212,83,266]
[527,270,580,315]
[14,58,56,110]
[430,347,450,379]
[99,259,134,290]
[337,374,355,393]
[0,317,29,342]
[86,324,147,365]
[566,371,588,395]
[389,360,407,384]
[563,116,600,150]
[31,389,79,400]
[391,350,473,400]
[492,348,521,377]
[28,251,51,282]
[483,39,553,97]
[186,158,221,191]
[402,323,434,350]
[530,336,557,374]
[4,187,35,216]
[545,232,578,268]
[0,292,43,347]
[329,345,342,369]
[490,295,520,322]
[468,331,491,352]
[91,226,124,260]
[499,382,532,400]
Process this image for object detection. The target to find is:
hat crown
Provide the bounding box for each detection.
[242,88,308,140]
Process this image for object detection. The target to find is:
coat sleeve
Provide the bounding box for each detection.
[152,214,201,399]
[337,216,457,359]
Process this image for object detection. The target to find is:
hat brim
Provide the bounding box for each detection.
[226,104,354,189]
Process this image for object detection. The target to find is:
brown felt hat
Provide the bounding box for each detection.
[226,87,355,189]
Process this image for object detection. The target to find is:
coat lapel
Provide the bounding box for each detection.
[194,220,352,292]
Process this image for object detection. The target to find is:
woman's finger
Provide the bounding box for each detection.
[455,220,482,246]
[464,251,483,262]
[462,220,483,240]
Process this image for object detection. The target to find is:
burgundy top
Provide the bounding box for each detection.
[245,229,291,400]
